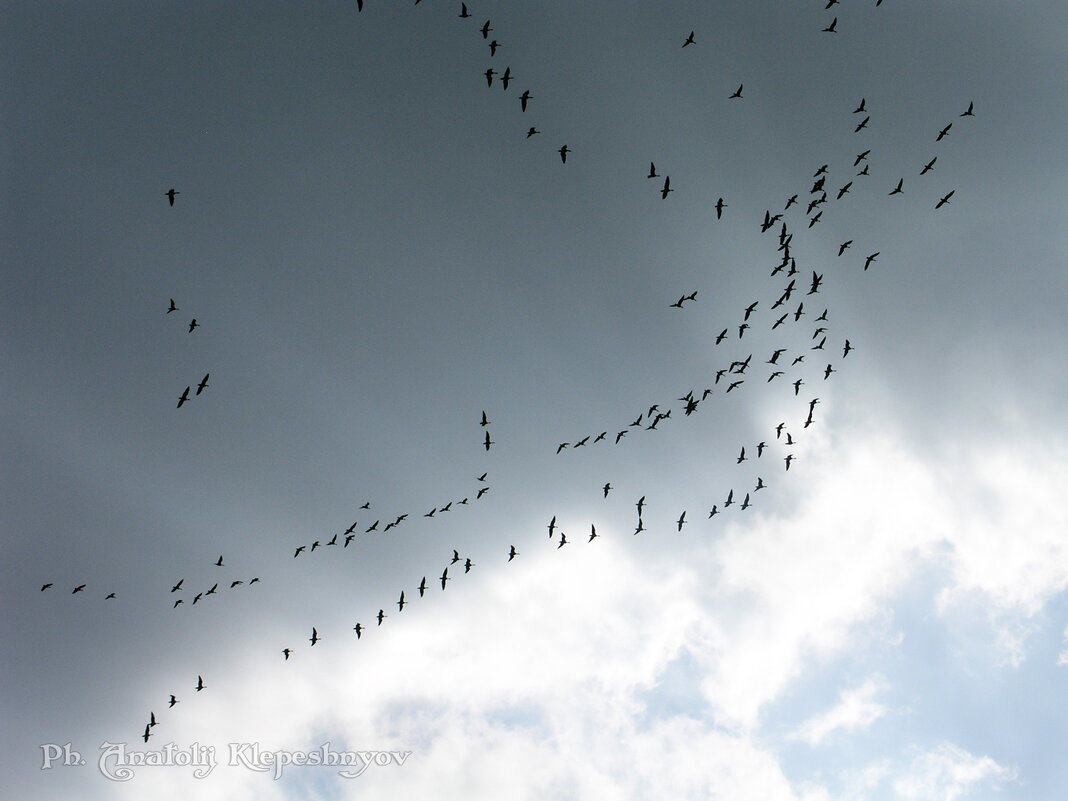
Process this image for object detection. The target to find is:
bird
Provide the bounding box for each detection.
[214,555,224,567]
[40,583,53,591]
[464,558,475,573]
[785,454,795,470]
[440,568,450,590]
[526,127,539,138]
[205,583,217,595]
[165,188,179,206]
[737,447,747,464]
[559,145,570,163]
[195,373,209,395]
[843,340,854,357]
[548,515,557,539]
[484,68,497,87]
[459,3,470,18]
[377,609,386,625]
[417,577,427,597]
[169,694,178,707]
[195,675,205,691]
[729,84,743,99]
[838,240,853,256]
[935,190,955,209]
[889,178,904,195]
[293,545,305,557]
[636,496,646,515]
[854,150,870,166]
[864,252,879,270]
[356,0,362,10]
[484,432,494,451]
[740,493,751,510]
[500,67,512,90]
[755,477,766,490]
[824,364,836,379]
[177,386,191,408]
[105,592,116,600]
[853,98,866,113]
[588,525,599,542]
[451,549,461,565]
[508,545,518,561]
[489,40,499,56]
[397,591,406,611]
[230,580,243,588]
[480,410,491,426]
[283,648,292,660]
[708,505,718,518]
[353,623,363,639]
[660,176,673,199]
[808,272,823,294]
[73,584,86,594]
[556,442,569,454]
[936,123,952,141]
[836,181,852,199]
[480,20,492,38]
[519,90,531,111]
[724,489,734,507]
[188,319,199,334]
[167,298,178,313]
[603,483,612,498]
[683,30,695,47]
[921,156,937,175]
[557,531,568,548]
[757,441,767,457]
[854,115,869,132]
[676,511,687,531]
[143,725,151,743]
[823,17,837,33]
[961,101,974,117]
[715,197,727,218]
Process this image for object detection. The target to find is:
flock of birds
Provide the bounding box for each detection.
[35,0,979,752]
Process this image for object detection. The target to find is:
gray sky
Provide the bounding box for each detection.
[3,1,1068,799]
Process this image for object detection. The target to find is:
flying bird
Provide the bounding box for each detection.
[864,252,879,270]
[196,675,205,691]
[480,20,492,38]
[935,190,955,208]
[165,188,179,206]
[823,17,837,32]
[195,373,209,395]
[729,84,743,99]
[921,156,937,175]
[167,298,178,313]
[936,123,952,141]
[715,197,727,218]
[889,178,904,195]
[177,386,191,408]
[961,101,974,117]
[519,90,531,111]
[508,545,518,561]
[682,31,695,47]
[559,145,570,163]
[660,176,673,199]
[484,432,494,451]
[854,115,869,132]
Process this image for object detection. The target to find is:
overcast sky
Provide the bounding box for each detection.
[3,1,1067,799]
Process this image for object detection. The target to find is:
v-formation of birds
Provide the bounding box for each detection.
[43,1,978,746]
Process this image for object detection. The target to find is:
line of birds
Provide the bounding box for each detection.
[73,0,981,747]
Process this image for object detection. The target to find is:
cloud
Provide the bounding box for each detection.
[791,675,890,747]
[892,743,1017,801]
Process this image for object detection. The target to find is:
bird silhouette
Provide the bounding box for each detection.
[936,123,952,141]
[177,386,190,408]
[559,145,570,163]
[682,31,695,47]
[195,373,209,395]
[823,17,837,33]
[729,84,743,99]
[165,188,179,206]
[167,298,178,313]
[935,190,955,209]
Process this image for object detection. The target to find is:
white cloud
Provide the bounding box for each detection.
[893,743,1016,801]
[791,675,890,746]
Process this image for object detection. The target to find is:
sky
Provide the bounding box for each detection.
[2,0,1067,799]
